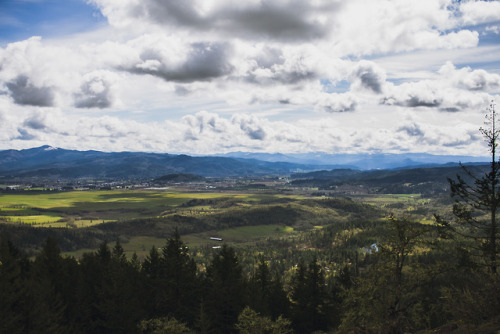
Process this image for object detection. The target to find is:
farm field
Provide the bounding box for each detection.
[0,188,447,257]
[0,189,304,227]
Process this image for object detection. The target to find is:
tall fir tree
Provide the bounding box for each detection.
[290,258,329,333]
[203,245,246,334]
[161,229,200,325]
[443,101,500,274]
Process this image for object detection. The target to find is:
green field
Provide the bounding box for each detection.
[0,190,294,227]
[0,188,443,258]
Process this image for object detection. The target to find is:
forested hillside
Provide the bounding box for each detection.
[1,216,499,333]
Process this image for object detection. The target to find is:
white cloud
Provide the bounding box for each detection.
[74,71,116,108]
[0,0,499,156]
[439,61,500,92]
[460,0,500,25]
[381,62,496,111]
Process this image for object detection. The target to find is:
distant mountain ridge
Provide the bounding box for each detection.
[0,146,337,178]
[218,151,489,170]
[0,146,490,179]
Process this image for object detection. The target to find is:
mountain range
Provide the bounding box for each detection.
[0,146,490,179]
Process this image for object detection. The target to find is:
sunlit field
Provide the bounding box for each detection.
[0,189,309,228]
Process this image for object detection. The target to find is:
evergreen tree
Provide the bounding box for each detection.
[203,245,246,334]
[31,237,78,333]
[340,215,431,333]
[96,240,145,333]
[290,258,329,333]
[248,256,290,321]
[0,238,29,334]
[436,102,500,326]
[161,229,200,325]
[442,101,500,274]
[143,245,164,318]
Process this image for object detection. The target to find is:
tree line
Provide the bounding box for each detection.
[0,231,335,333]
[1,214,499,334]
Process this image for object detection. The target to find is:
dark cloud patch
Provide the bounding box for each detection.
[397,123,424,137]
[175,85,191,96]
[74,76,113,108]
[358,70,383,93]
[232,6,325,40]
[245,127,266,140]
[16,128,37,140]
[128,42,233,82]
[255,47,284,68]
[439,107,460,112]
[6,75,54,107]
[352,62,385,94]
[323,99,357,113]
[23,115,46,130]
[443,139,472,147]
[279,69,317,85]
[406,96,442,108]
[381,95,442,108]
[145,0,208,29]
[125,0,334,41]
[238,118,267,140]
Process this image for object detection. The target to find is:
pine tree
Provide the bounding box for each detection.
[31,237,77,333]
[203,245,245,334]
[290,258,329,333]
[247,256,290,321]
[161,229,200,325]
[0,238,29,334]
[436,102,500,326]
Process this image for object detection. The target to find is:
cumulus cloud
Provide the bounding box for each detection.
[123,39,233,82]
[74,72,114,108]
[439,61,500,92]
[397,122,425,137]
[329,0,479,56]
[1,0,498,156]
[232,114,267,140]
[381,62,495,111]
[242,54,317,85]
[23,112,47,131]
[460,0,500,25]
[6,75,55,107]
[350,61,387,94]
[183,110,228,137]
[485,25,500,35]
[318,93,358,113]
[90,0,337,41]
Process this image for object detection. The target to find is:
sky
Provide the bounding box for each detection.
[1,0,500,156]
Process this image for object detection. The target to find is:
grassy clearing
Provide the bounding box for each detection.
[0,190,310,228]
[122,236,169,258]
[66,225,297,259]
[218,225,294,240]
[5,215,63,224]
[181,224,295,248]
[361,194,423,204]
